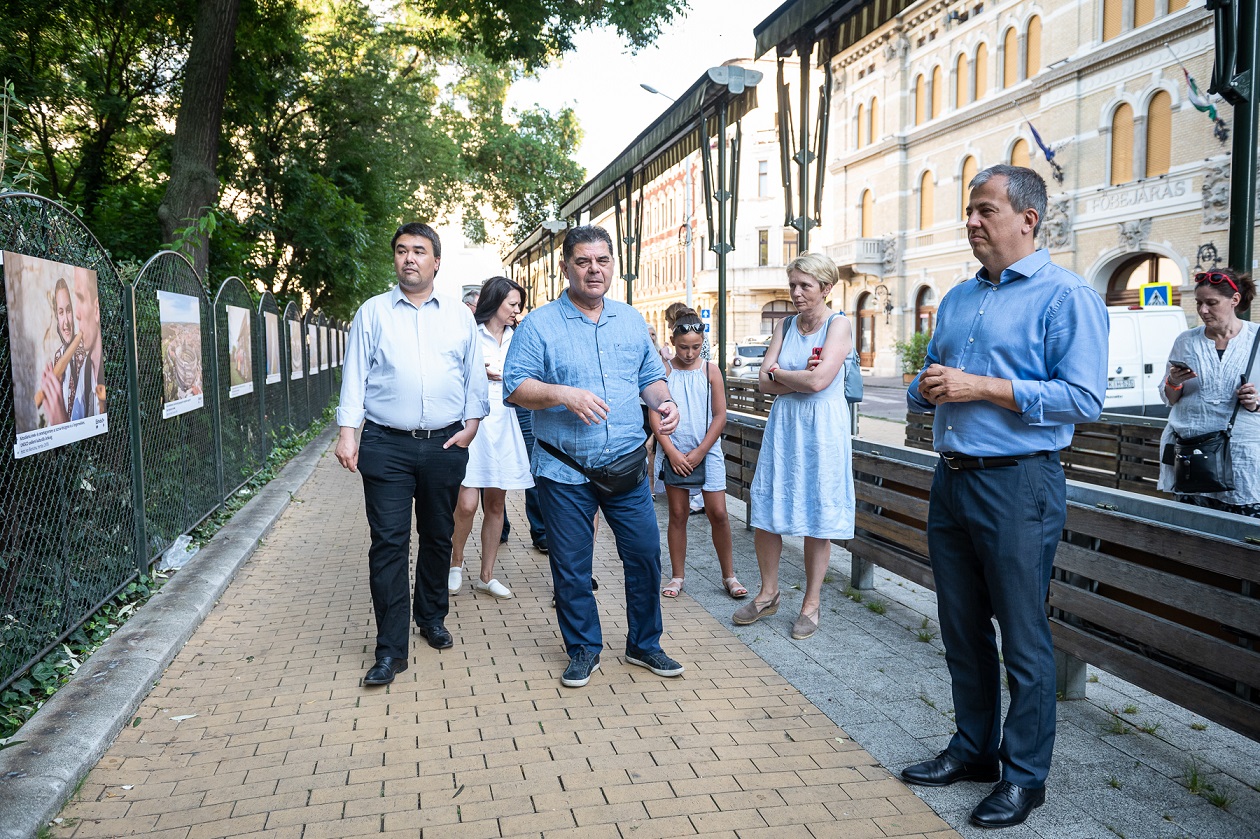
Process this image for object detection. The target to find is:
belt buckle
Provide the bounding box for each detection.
[941,453,961,471]
[409,428,428,439]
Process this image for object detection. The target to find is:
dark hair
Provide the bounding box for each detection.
[1197,267,1256,312]
[561,225,614,261]
[473,276,526,325]
[670,310,703,337]
[391,222,441,258]
[969,164,1048,237]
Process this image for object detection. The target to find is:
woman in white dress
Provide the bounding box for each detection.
[449,277,534,599]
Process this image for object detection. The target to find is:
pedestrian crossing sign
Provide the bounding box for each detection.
[1140,283,1172,307]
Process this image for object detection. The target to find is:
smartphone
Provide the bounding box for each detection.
[811,347,823,360]
[1169,360,1192,372]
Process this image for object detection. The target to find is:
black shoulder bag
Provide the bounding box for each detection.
[538,438,648,497]
[1163,327,1260,494]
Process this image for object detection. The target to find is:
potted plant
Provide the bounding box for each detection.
[893,330,931,384]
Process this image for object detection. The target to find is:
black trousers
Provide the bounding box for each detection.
[357,422,468,660]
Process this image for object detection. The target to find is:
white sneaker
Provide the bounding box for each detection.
[473,578,513,600]
[448,566,462,595]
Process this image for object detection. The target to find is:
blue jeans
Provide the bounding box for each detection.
[927,454,1065,789]
[536,475,663,659]
[515,407,546,542]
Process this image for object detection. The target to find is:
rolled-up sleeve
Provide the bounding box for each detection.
[637,332,667,391]
[336,309,370,428]
[502,318,543,407]
[1010,286,1109,426]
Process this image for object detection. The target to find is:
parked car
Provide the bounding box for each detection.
[729,341,768,380]
[1103,304,1188,417]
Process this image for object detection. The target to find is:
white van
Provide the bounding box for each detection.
[1104,305,1188,417]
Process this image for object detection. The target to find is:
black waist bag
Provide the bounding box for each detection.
[539,439,648,497]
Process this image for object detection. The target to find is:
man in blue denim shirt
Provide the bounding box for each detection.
[901,166,1108,828]
[504,225,683,689]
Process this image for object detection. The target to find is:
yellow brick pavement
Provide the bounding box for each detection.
[53,443,957,839]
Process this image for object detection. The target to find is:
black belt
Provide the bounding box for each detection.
[940,451,1055,470]
[367,419,462,439]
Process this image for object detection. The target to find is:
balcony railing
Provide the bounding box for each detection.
[828,237,887,278]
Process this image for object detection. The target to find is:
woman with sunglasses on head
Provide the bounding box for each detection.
[1160,268,1260,517]
[734,252,855,640]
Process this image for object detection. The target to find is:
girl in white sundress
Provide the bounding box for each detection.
[449,277,534,600]
[649,309,745,600]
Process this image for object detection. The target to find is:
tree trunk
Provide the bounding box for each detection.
[158,0,240,280]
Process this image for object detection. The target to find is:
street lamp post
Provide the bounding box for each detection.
[642,84,695,309]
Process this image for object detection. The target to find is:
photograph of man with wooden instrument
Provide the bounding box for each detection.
[4,251,108,458]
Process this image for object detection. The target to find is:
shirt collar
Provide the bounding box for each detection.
[976,248,1050,287]
[390,284,442,310]
[558,288,615,322]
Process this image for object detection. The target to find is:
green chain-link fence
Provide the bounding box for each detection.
[0,194,340,691]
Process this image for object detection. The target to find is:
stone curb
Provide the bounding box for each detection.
[0,426,337,839]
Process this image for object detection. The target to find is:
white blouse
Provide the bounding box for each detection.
[1158,321,1260,505]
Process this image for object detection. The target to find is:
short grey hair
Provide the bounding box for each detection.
[969,164,1047,237]
[461,288,479,305]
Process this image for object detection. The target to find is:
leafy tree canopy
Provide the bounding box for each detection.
[1,0,685,317]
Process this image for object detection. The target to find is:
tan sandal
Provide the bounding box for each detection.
[661,577,684,598]
[723,576,748,599]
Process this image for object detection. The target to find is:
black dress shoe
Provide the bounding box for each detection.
[363,656,408,686]
[901,751,1000,787]
[970,780,1045,828]
[418,623,453,649]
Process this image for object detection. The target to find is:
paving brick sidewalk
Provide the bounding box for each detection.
[50,442,957,839]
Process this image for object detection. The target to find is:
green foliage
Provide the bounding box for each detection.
[0,80,44,191]
[893,330,932,376]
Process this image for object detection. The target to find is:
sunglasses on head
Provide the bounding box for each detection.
[672,322,704,335]
[1195,271,1239,292]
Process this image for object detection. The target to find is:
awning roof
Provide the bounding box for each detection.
[754,0,915,60]
[559,65,760,221]
[504,64,760,264]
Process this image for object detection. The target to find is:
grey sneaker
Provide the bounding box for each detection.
[560,650,600,688]
[625,650,684,677]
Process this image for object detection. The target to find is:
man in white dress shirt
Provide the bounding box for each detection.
[336,222,489,686]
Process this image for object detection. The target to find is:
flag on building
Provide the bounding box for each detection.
[1182,68,1229,143]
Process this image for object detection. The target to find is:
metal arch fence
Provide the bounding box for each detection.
[0,194,340,691]
[257,292,285,444]
[131,252,221,553]
[214,277,265,497]
[284,303,311,430]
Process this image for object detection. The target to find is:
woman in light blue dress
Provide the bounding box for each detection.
[733,252,855,640]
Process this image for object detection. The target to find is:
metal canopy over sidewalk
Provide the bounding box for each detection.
[754,0,916,60]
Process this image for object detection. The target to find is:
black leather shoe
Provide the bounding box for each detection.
[532,538,549,555]
[901,751,1000,787]
[970,780,1045,828]
[363,656,407,686]
[418,624,453,650]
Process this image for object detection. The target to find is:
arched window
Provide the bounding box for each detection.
[1111,103,1135,184]
[975,43,989,99]
[955,53,970,106]
[856,292,876,367]
[915,286,937,335]
[861,189,875,238]
[960,155,979,219]
[1146,90,1172,178]
[931,65,945,117]
[856,102,866,148]
[761,299,795,333]
[1134,0,1156,28]
[1106,254,1182,306]
[1003,27,1019,87]
[1103,0,1123,40]
[919,171,935,230]
[1026,16,1042,76]
[869,97,879,143]
[1010,138,1030,168]
[915,75,927,125]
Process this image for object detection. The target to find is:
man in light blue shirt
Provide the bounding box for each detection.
[901,165,1108,828]
[336,222,488,686]
[503,225,682,689]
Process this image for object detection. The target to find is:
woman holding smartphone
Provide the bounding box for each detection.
[733,252,855,640]
[1160,267,1260,517]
